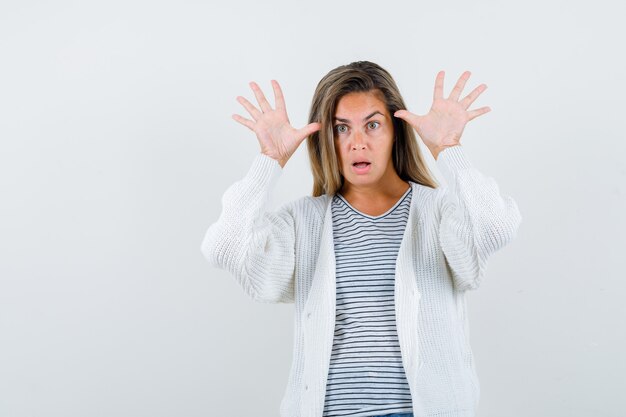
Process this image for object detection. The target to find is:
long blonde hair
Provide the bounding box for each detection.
[306,61,439,197]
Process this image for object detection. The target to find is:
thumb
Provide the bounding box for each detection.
[394,110,420,126]
[394,109,413,120]
[297,122,322,140]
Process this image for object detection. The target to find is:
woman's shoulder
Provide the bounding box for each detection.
[409,181,444,219]
[280,193,331,220]
[409,181,440,200]
[302,194,332,216]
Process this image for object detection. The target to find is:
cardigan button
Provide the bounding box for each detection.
[307,312,311,319]
[305,384,308,390]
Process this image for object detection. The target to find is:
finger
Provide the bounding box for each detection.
[297,122,322,140]
[231,113,256,131]
[433,70,445,101]
[394,109,420,126]
[250,81,273,113]
[460,84,488,110]
[236,95,263,121]
[271,80,286,113]
[467,106,491,121]
[449,70,471,102]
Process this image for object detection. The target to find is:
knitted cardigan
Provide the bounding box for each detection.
[200,145,522,417]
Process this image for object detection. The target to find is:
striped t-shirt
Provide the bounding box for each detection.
[322,186,414,417]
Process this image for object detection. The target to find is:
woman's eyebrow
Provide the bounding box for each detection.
[333,110,384,123]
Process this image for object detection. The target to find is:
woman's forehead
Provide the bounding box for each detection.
[335,91,388,118]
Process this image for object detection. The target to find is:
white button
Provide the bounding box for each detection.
[307,312,311,319]
[305,384,308,390]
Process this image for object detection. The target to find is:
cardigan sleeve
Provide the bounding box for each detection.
[435,145,522,291]
[199,152,296,304]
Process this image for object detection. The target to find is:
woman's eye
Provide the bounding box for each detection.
[335,122,378,134]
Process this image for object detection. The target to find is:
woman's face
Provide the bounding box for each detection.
[333,90,396,190]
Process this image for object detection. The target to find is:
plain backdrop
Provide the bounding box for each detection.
[1,1,624,416]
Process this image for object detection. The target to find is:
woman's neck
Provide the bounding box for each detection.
[339,176,410,202]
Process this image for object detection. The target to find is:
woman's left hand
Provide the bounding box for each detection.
[394,70,491,160]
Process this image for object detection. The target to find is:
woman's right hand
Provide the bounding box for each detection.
[232,80,322,168]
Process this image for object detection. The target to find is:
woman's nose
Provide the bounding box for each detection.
[351,130,366,149]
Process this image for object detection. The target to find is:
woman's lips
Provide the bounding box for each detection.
[351,162,371,174]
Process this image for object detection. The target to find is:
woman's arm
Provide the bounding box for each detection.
[394,70,521,290]
[200,152,296,303]
[201,79,321,303]
[435,145,522,291]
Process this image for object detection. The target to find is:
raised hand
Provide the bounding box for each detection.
[393,70,491,160]
[232,80,322,168]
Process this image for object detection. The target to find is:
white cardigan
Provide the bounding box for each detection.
[200,145,522,417]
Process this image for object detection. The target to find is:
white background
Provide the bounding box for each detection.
[1,0,624,416]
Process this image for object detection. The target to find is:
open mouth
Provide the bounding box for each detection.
[353,162,371,168]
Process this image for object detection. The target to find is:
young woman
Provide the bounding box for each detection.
[201,61,522,417]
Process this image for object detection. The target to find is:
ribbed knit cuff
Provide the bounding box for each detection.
[436,145,473,184]
[437,145,472,169]
[246,152,283,191]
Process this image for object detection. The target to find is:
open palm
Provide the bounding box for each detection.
[232,80,321,168]
[394,70,491,158]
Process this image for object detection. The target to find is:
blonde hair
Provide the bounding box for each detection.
[306,61,439,197]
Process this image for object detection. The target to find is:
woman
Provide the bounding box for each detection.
[200,61,522,417]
